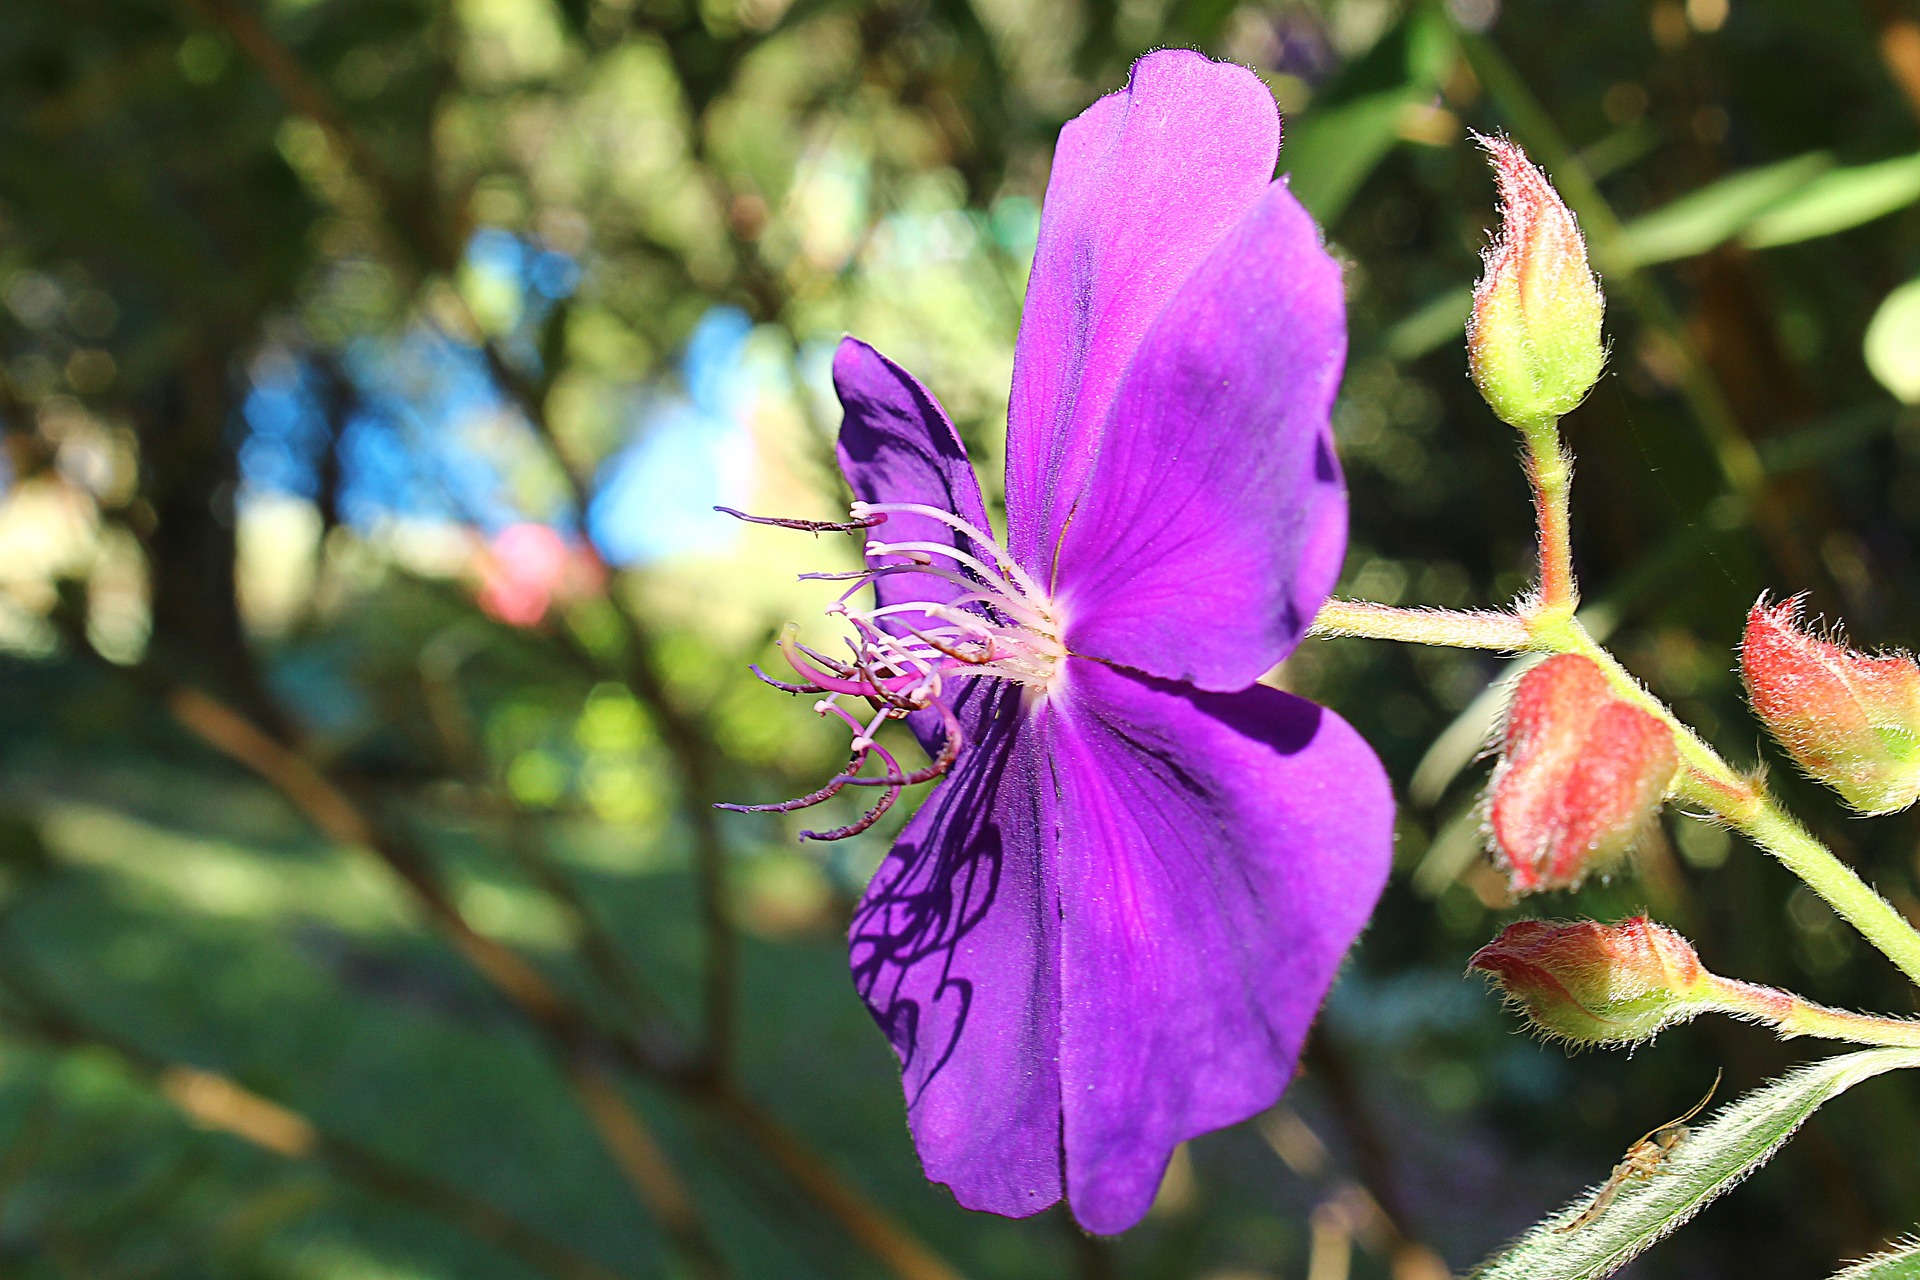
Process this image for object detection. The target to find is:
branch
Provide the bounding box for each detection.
[472,327,738,1078]
[0,972,631,1280]
[162,684,729,1280]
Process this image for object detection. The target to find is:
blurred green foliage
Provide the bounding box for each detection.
[1,0,1920,1277]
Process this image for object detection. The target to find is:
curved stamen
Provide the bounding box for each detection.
[718,498,1064,841]
[867,539,1034,606]
[750,664,821,695]
[801,717,907,840]
[839,696,965,787]
[715,747,870,814]
[849,501,1048,602]
[716,506,886,533]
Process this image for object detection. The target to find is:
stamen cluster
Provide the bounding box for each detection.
[717,502,1065,839]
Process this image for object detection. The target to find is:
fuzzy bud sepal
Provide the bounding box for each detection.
[1742,596,1920,815]
[1470,915,1713,1047]
[1490,654,1679,894]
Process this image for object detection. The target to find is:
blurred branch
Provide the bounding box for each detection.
[190,0,744,1085]
[1866,0,1920,123]
[162,676,960,1280]
[162,684,731,1280]
[173,0,456,270]
[708,1089,967,1280]
[418,633,691,1061]
[194,0,747,1078]
[470,327,740,1078]
[0,961,633,1280]
[1301,1031,1451,1280]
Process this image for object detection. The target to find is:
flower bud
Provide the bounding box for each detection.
[1489,654,1679,894]
[1470,915,1711,1046]
[1468,136,1607,432]
[1741,596,1920,814]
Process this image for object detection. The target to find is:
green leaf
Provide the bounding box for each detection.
[1472,1049,1920,1280]
[1743,151,1920,248]
[1614,152,1833,267]
[1834,1240,1920,1279]
[1383,285,1473,362]
[1866,277,1920,405]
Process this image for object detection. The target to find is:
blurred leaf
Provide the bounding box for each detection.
[1758,403,1905,470]
[1283,7,1450,224]
[1743,151,1920,248]
[1614,151,1833,267]
[1833,1241,1920,1279]
[1159,0,1240,48]
[1473,1049,1920,1280]
[1866,277,1920,405]
[1285,90,1425,224]
[1384,285,1472,361]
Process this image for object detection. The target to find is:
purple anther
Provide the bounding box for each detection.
[801,736,908,841]
[715,505,887,533]
[715,746,871,815]
[749,665,821,695]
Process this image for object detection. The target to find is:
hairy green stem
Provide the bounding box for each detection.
[1524,434,1578,615]
[1702,973,1920,1049]
[1310,600,1532,649]
[1736,801,1920,989]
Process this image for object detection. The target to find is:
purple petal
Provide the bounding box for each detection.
[834,336,994,630]
[1052,181,1347,691]
[1048,659,1392,1234]
[848,682,1064,1218]
[1004,50,1281,574]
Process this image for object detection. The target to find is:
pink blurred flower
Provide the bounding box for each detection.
[474,522,605,627]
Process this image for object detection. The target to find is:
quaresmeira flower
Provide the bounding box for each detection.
[722,50,1393,1234]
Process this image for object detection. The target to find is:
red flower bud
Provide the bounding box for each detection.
[1470,915,1713,1046]
[1489,654,1679,894]
[1741,596,1920,814]
[1468,136,1607,432]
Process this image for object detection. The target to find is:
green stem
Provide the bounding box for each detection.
[1310,600,1532,650]
[1523,431,1578,614]
[1703,974,1920,1048]
[1738,801,1920,989]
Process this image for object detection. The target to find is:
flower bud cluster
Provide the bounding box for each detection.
[1468,137,1607,434]
[1741,596,1920,815]
[1489,654,1678,894]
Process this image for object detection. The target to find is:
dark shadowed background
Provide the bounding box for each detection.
[1,0,1919,1276]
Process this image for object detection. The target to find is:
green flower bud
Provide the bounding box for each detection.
[1467,136,1607,432]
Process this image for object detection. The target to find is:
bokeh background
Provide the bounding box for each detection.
[2,0,1920,1276]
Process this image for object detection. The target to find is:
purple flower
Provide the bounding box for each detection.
[725,50,1392,1233]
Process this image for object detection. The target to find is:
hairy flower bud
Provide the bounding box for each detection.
[1468,136,1607,432]
[1470,916,1712,1046]
[1490,654,1679,894]
[1741,596,1920,814]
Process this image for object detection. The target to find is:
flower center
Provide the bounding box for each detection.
[714,501,1066,840]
